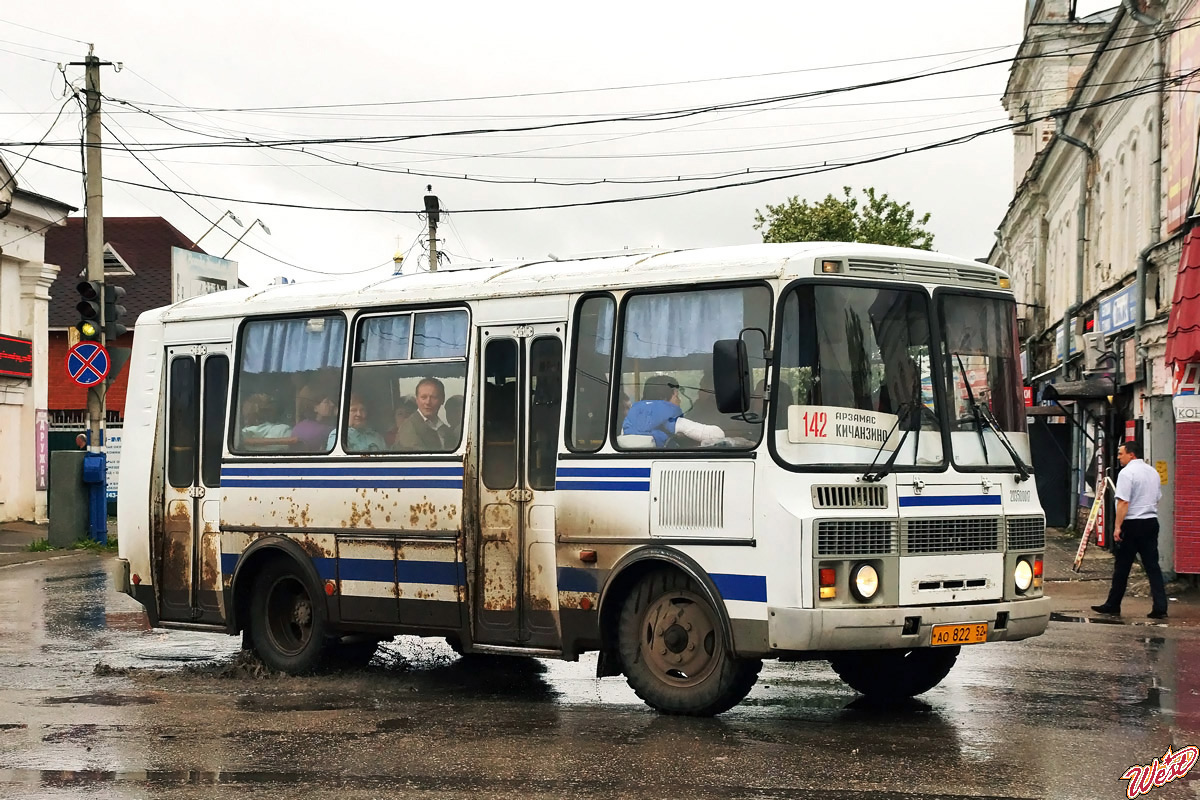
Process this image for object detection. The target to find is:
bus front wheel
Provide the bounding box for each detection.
[830,646,959,700]
[617,569,761,716]
[249,559,328,674]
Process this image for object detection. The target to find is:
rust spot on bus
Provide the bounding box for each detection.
[201,536,220,588]
[297,536,332,560]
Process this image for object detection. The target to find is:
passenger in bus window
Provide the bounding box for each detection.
[384,396,417,448]
[293,390,338,452]
[331,393,386,452]
[393,377,449,451]
[622,374,726,448]
[444,394,465,442]
[239,393,296,452]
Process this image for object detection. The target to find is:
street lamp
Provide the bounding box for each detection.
[222,218,271,259]
[193,210,243,249]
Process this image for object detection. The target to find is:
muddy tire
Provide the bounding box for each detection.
[830,646,960,700]
[249,559,328,674]
[618,569,761,716]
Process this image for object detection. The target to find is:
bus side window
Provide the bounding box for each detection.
[231,315,347,456]
[168,357,199,487]
[567,295,614,452]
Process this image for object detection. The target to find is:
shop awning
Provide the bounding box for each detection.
[1041,377,1115,401]
[1166,228,1200,367]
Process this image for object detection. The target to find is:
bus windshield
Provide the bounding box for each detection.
[938,292,1029,470]
[774,283,943,469]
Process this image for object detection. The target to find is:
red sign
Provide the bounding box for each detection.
[66,341,110,387]
[1126,420,1137,441]
[1023,386,1033,407]
[0,334,32,379]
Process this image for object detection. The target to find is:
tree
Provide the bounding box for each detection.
[753,186,934,250]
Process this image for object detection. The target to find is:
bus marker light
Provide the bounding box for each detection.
[131,573,141,585]
[580,597,593,611]
[1033,557,1043,577]
[578,550,597,563]
[325,580,337,596]
[821,260,841,274]
[819,587,837,599]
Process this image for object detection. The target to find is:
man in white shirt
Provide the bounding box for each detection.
[1092,440,1168,620]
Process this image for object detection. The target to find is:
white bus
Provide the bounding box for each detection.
[116,242,1049,716]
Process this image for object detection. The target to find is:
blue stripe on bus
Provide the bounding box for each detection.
[222,466,463,477]
[220,553,464,586]
[222,479,463,489]
[557,566,601,593]
[554,480,651,492]
[898,494,1002,507]
[555,467,652,478]
[711,573,767,603]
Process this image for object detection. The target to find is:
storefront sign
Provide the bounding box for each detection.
[1173,362,1200,422]
[1056,317,1080,361]
[0,334,33,379]
[1023,387,1033,407]
[1097,284,1138,336]
[35,409,48,492]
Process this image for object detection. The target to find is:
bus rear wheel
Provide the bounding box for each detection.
[617,569,761,716]
[830,646,960,701]
[249,560,328,674]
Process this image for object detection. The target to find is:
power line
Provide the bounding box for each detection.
[7,67,1187,219]
[0,17,89,45]
[0,92,75,194]
[19,19,1187,155]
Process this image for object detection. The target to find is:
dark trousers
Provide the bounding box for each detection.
[1104,517,1168,613]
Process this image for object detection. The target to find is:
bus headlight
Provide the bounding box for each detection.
[850,563,879,602]
[1014,558,1034,593]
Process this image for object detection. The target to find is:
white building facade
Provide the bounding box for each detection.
[992,0,1200,573]
[0,158,73,522]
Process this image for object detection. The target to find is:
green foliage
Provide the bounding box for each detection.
[753,186,934,250]
[26,538,54,552]
[73,536,118,552]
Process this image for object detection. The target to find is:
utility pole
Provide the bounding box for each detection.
[424,188,440,272]
[69,47,116,543]
[81,48,108,456]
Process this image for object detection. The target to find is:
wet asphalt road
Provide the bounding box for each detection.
[1,555,1198,800]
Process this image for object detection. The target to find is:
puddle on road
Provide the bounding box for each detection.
[42,693,156,707]
[1050,612,1126,624]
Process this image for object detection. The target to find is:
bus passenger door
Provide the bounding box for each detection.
[474,324,564,648]
[160,344,231,625]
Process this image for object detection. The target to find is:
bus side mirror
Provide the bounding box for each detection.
[713,339,751,414]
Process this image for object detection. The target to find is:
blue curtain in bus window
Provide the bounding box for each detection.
[241,316,346,374]
[359,315,411,362]
[413,310,468,358]
[622,290,743,358]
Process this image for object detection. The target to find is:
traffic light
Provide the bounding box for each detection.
[76,280,102,342]
[104,284,127,340]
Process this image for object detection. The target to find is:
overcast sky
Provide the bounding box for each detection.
[0,1,1117,288]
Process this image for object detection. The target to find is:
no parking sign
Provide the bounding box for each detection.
[66,341,110,386]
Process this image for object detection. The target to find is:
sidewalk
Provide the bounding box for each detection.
[0,519,114,568]
[1043,526,1200,627]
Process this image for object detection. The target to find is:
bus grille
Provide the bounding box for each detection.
[812,485,888,509]
[1006,516,1046,551]
[846,259,1002,288]
[816,520,897,556]
[657,469,724,529]
[902,518,1001,554]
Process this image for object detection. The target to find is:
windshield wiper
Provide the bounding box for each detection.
[862,399,919,483]
[953,353,1031,482]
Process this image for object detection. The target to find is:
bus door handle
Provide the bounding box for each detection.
[507,489,532,503]
[188,486,206,499]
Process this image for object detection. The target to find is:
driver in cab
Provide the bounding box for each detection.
[622,375,727,447]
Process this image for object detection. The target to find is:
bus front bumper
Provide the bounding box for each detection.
[768,596,1050,652]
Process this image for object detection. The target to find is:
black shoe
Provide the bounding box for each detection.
[1091,605,1121,615]
[1147,610,1168,620]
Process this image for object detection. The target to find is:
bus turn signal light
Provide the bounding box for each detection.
[578,550,597,563]
[819,567,836,599]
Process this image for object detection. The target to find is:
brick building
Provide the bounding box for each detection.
[44,217,208,424]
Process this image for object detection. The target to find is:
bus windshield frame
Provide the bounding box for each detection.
[769,278,947,473]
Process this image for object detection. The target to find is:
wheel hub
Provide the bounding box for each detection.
[641,591,720,687]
